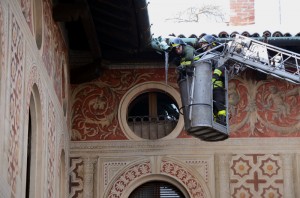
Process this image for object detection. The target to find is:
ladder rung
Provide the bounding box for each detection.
[227,34,300,83]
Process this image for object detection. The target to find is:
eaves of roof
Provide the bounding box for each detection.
[169,30,300,39]
[167,30,300,48]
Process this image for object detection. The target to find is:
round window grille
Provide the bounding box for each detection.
[127,91,179,140]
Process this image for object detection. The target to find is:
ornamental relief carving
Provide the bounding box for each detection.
[103,161,131,190]
[71,69,178,141]
[71,68,300,141]
[7,14,24,197]
[160,160,209,197]
[106,160,152,198]
[184,160,210,183]
[229,74,300,137]
[20,0,32,31]
[42,0,68,104]
[102,156,211,198]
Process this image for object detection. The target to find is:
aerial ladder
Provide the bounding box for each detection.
[152,34,300,141]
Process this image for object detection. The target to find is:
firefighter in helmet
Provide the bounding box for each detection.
[170,38,199,81]
[198,34,226,125]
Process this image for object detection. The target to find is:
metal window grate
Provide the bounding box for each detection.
[128,115,178,139]
[129,181,185,198]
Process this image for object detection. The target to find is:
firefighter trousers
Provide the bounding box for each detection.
[213,87,225,116]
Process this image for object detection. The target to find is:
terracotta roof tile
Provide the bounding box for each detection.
[167,30,300,39]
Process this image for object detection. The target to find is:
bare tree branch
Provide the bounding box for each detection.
[165,5,225,23]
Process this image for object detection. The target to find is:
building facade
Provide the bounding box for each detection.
[1,0,300,198]
[0,0,69,197]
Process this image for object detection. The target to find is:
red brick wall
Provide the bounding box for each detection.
[230,0,255,26]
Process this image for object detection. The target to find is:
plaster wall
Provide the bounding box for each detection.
[0,0,70,197]
[70,67,300,197]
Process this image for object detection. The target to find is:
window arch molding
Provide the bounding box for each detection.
[118,81,184,140]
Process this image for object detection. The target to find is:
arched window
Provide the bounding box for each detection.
[129,181,185,198]
[25,85,43,197]
[26,110,32,198]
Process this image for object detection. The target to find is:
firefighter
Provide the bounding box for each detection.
[170,38,199,81]
[198,34,226,125]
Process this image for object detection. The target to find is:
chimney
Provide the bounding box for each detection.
[230,0,255,26]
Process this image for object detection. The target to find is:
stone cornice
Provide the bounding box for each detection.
[105,61,171,69]
[70,138,300,156]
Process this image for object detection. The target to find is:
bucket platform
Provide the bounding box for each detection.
[178,55,229,141]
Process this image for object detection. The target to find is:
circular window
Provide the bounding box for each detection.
[118,82,184,140]
[128,91,179,140]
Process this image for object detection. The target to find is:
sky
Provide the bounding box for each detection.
[147,0,300,37]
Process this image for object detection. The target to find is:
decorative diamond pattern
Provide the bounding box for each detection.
[230,154,283,197]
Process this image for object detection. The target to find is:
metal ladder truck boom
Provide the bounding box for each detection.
[151,35,300,142]
[179,34,300,142]
[150,34,300,84]
[221,34,300,84]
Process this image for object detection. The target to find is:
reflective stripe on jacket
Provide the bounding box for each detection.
[212,68,224,88]
[180,45,197,67]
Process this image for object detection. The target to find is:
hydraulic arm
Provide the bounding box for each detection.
[152,34,300,141]
[221,34,300,83]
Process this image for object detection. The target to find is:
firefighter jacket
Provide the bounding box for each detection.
[208,51,225,89]
[179,45,199,67]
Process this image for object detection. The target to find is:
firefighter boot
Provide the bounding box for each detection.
[217,110,226,125]
[217,115,226,126]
